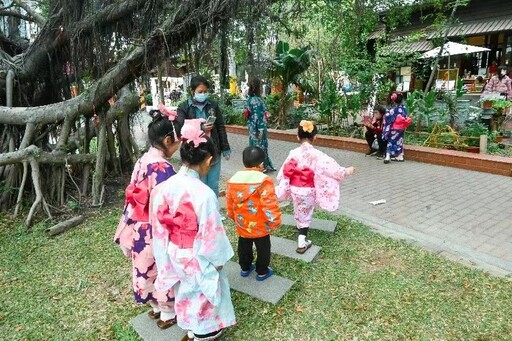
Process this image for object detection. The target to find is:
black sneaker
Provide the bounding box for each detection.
[365,150,377,156]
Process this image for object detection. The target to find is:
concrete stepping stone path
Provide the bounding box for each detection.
[270,235,321,262]
[224,260,294,304]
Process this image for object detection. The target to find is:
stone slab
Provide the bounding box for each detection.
[281,213,337,233]
[225,260,294,304]
[270,235,321,263]
[130,311,186,341]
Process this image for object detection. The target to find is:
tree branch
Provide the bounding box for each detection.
[12,0,45,26]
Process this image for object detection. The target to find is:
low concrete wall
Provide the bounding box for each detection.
[226,125,512,177]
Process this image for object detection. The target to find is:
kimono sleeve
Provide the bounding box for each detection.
[113,161,141,249]
[195,192,234,268]
[259,177,281,233]
[317,151,347,182]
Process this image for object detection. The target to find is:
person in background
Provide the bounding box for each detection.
[114,105,182,329]
[245,77,276,173]
[382,92,409,163]
[177,75,231,197]
[489,60,498,76]
[484,66,512,99]
[150,120,236,341]
[226,146,281,281]
[363,105,386,158]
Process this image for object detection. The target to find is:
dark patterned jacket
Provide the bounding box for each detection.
[177,99,231,157]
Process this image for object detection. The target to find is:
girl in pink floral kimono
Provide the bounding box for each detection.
[276,120,355,254]
[150,119,236,341]
[114,104,182,329]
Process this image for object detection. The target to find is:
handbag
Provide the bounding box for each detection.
[392,114,412,130]
[243,108,251,119]
[371,139,379,150]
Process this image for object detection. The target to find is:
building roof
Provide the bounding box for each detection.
[370,0,512,42]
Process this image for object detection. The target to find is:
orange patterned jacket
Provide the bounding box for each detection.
[226,168,281,238]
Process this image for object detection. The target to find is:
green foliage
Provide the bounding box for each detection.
[406,90,440,128]
[460,122,488,146]
[272,41,314,89]
[221,104,246,126]
[318,78,341,125]
[264,93,282,117]
[144,93,153,106]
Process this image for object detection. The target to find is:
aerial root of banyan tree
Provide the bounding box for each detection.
[0,0,249,229]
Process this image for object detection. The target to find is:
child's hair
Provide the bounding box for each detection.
[374,105,386,115]
[180,136,217,166]
[242,146,265,168]
[148,110,182,147]
[248,77,262,97]
[189,75,210,92]
[297,120,318,140]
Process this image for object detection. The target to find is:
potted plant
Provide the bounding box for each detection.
[491,99,512,139]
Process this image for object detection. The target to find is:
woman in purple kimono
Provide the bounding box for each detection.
[114,104,182,329]
[150,119,236,341]
[382,92,408,163]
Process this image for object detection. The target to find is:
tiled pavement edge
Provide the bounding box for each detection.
[221,132,512,277]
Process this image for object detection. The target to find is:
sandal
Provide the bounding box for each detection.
[157,316,177,330]
[256,268,274,281]
[240,264,255,277]
[296,240,312,254]
[147,310,161,320]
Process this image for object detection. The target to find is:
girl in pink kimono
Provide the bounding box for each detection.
[150,119,236,341]
[114,104,182,329]
[276,120,355,254]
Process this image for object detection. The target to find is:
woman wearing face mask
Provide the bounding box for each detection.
[484,66,512,99]
[177,75,231,197]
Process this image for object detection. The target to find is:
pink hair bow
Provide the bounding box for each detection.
[181,119,207,147]
[390,93,398,101]
[158,103,178,121]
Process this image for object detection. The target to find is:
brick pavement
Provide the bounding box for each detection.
[220,132,512,277]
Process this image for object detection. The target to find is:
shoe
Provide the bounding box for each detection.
[383,159,390,164]
[256,268,274,281]
[147,310,161,320]
[157,316,177,329]
[296,240,312,254]
[240,264,255,277]
[376,154,384,159]
[193,329,223,340]
[365,150,377,156]
[391,157,404,162]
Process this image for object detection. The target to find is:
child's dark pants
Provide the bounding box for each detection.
[238,235,271,275]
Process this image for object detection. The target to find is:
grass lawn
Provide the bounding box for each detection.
[1,207,511,340]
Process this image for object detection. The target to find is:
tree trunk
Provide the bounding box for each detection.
[92,113,107,206]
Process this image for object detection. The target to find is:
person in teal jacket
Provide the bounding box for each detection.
[245,77,275,173]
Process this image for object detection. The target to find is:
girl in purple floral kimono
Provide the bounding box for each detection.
[382,92,408,163]
[114,105,182,329]
[150,119,236,341]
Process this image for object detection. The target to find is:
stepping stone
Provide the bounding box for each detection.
[130,311,186,341]
[270,235,321,263]
[281,214,337,233]
[224,260,294,304]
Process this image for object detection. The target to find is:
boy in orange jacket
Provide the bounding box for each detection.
[226,146,281,281]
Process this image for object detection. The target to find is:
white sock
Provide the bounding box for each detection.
[385,153,391,161]
[149,301,160,313]
[298,235,306,247]
[160,311,176,322]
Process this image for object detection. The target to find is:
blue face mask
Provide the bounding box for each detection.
[194,93,208,103]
